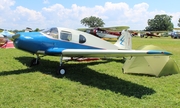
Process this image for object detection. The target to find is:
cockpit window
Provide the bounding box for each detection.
[79,35,86,43]
[42,27,58,39]
[60,31,72,41]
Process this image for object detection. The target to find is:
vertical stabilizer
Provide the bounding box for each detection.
[114,30,132,50]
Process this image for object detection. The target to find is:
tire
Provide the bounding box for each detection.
[57,67,66,75]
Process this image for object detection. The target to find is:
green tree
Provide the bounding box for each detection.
[34,28,40,32]
[178,18,180,27]
[80,16,105,27]
[145,14,174,31]
[12,29,19,33]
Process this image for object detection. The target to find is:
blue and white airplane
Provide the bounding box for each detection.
[1,30,15,38]
[11,27,172,75]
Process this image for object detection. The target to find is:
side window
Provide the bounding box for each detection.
[60,31,72,41]
[79,35,86,43]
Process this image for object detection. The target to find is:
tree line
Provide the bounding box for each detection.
[81,14,180,31]
[5,14,180,32]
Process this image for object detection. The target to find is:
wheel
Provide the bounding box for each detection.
[57,67,66,75]
[30,58,39,67]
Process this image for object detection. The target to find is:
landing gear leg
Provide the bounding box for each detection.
[57,55,66,75]
[30,54,40,67]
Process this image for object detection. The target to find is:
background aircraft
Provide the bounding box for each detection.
[0,30,15,38]
[11,27,171,75]
[143,32,161,38]
[78,26,129,39]
[0,30,14,48]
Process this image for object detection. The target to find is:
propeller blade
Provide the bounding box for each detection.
[12,34,20,40]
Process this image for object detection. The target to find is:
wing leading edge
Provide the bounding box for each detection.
[44,48,172,57]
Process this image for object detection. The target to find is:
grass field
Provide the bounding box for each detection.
[0,36,180,107]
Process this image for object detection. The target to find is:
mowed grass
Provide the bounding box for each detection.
[0,36,180,107]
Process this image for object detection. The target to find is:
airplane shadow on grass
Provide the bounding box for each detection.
[0,56,155,98]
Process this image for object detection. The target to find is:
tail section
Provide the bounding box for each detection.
[114,30,132,50]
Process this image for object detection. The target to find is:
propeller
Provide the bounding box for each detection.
[12,34,20,40]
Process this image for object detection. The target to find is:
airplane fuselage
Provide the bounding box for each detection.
[14,32,101,55]
[13,27,119,56]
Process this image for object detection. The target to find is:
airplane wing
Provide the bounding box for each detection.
[78,26,129,32]
[44,48,172,57]
[99,26,130,31]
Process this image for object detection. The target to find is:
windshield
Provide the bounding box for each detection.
[42,27,58,39]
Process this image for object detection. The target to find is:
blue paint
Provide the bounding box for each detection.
[147,50,172,55]
[14,32,101,55]
[119,36,124,45]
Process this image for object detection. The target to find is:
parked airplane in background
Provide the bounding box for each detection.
[0,30,14,48]
[143,32,161,38]
[10,27,172,75]
[0,30,15,38]
[78,26,129,39]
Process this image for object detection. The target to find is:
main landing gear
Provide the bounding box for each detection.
[30,54,40,67]
[30,54,66,76]
[56,54,66,75]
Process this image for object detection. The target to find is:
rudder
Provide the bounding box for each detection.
[114,30,132,50]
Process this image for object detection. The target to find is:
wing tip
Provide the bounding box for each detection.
[147,50,172,55]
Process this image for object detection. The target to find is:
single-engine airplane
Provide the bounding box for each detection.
[0,30,15,48]
[144,32,161,38]
[10,27,172,75]
[1,30,15,38]
[78,26,129,39]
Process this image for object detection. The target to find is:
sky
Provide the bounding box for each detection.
[1,0,180,30]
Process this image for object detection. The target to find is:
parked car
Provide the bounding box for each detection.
[171,32,180,39]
